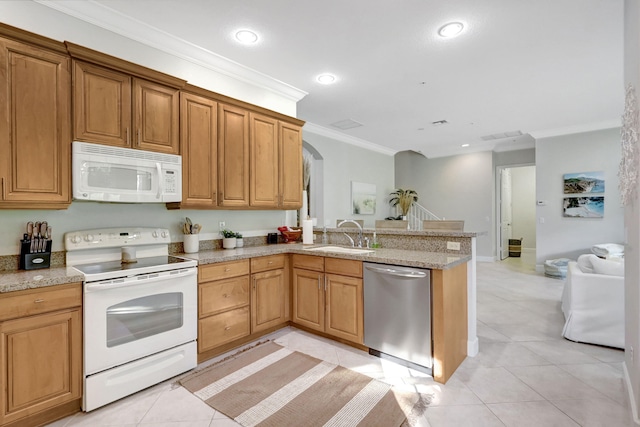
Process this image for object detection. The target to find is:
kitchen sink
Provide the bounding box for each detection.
[303,246,374,255]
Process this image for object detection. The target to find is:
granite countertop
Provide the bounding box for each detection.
[318,227,485,238]
[0,244,471,294]
[0,267,84,294]
[183,243,471,270]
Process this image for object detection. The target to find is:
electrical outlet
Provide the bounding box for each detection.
[219,221,225,230]
[447,241,461,251]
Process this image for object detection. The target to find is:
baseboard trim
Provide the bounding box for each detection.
[476,256,495,263]
[467,336,479,357]
[623,362,640,425]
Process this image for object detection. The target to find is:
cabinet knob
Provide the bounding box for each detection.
[224,268,231,272]
[223,293,229,298]
[224,326,231,331]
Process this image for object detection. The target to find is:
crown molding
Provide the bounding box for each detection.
[303,122,398,156]
[34,0,308,103]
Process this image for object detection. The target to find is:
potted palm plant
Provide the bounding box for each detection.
[389,188,418,219]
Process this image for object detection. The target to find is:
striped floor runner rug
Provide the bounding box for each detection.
[180,342,419,427]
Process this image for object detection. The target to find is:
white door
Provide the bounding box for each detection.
[500,169,513,260]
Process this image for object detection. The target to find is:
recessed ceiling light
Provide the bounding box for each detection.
[235,29,259,44]
[461,144,470,147]
[316,73,337,84]
[438,22,464,38]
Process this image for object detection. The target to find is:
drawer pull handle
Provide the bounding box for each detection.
[268,261,273,264]
[223,294,229,298]
[34,299,45,303]
[225,268,231,272]
[224,326,231,331]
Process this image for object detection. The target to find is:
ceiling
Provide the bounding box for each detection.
[49,0,624,158]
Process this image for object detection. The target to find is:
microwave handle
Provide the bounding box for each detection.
[156,162,163,200]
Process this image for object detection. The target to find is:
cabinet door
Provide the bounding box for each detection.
[0,38,70,208]
[249,113,279,207]
[279,122,303,209]
[133,78,180,154]
[0,309,81,424]
[325,274,363,343]
[180,92,218,207]
[73,61,132,147]
[217,104,249,207]
[292,268,324,332]
[251,269,286,333]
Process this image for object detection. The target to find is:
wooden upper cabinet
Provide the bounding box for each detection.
[133,78,180,154]
[280,122,303,209]
[218,104,250,207]
[250,113,279,207]
[67,42,185,155]
[0,37,71,208]
[179,92,218,208]
[73,60,132,147]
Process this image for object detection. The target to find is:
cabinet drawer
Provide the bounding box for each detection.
[292,254,324,272]
[198,306,250,352]
[0,283,82,322]
[325,258,363,278]
[199,260,250,283]
[199,276,249,317]
[251,254,286,273]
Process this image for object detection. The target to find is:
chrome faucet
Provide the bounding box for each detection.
[337,219,364,247]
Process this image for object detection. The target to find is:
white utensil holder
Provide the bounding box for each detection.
[183,234,199,253]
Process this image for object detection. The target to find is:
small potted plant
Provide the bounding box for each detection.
[221,229,237,249]
[389,188,418,219]
[235,232,244,248]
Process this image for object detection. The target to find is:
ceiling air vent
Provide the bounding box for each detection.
[481,130,523,141]
[431,120,449,126]
[330,119,363,130]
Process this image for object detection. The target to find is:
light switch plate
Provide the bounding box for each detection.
[447,241,461,251]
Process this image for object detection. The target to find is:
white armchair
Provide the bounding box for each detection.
[561,254,624,349]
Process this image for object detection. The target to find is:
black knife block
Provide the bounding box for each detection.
[19,239,52,270]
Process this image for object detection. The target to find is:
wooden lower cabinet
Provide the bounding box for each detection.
[292,268,324,332]
[251,269,286,333]
[198,261,251,355]
[292,256,364,344]
[199,306,250,352]
[0,283,82,426]
[325,273,363,343]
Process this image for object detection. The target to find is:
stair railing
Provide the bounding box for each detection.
[397,203,441,230]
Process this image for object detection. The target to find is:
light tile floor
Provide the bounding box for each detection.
[48,254,634,426]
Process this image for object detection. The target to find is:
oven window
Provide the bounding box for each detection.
[106,292,183,347]
[87,166,152,191]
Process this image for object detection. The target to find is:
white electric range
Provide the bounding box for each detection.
[65,227,197,411]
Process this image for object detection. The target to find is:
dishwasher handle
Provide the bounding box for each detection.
[365,265,428,279]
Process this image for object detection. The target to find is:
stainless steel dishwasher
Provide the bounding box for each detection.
[363,262,432,372]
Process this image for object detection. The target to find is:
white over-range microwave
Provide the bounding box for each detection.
[72,141,182,203]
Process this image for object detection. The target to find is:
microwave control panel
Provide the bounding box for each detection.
[164,170,177,194]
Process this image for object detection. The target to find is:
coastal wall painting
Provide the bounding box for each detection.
[563,171,605,194]
[563,196,604,218]
[351,181,376,215]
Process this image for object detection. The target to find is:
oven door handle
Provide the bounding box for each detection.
[84,268,197,291]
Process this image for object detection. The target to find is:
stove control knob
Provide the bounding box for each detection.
[84,234,94,242]
[161,231,168,238]
[152,230,158,238]
[70,235,81,244]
